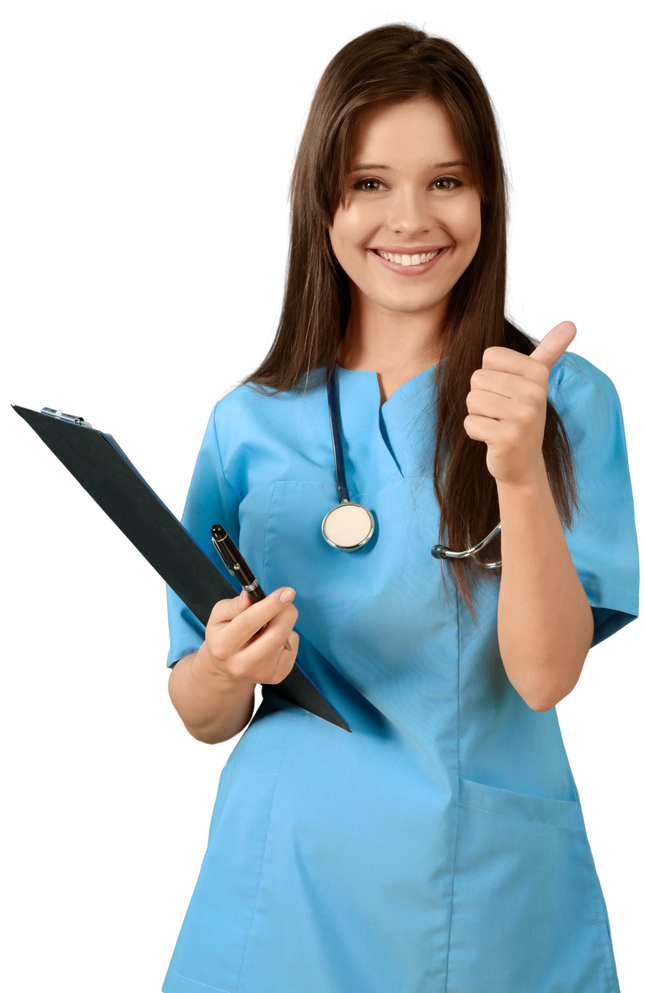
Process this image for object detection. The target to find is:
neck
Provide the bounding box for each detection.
[336,284,448,381]
[336,318,441,378]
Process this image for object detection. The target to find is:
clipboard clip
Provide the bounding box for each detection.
[40,404,93,430]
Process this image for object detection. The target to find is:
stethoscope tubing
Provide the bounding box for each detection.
[431,522,502,568]
[326,365,502,566]
[327,369,351,504]
[432,317,580,569]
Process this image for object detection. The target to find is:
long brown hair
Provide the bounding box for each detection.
[242,24,578,613]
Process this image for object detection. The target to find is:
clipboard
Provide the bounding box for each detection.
[13,404,351,733]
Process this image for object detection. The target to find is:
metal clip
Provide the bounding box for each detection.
[40,407,93,428]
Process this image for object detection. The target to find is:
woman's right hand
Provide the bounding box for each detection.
[201,587,299,688]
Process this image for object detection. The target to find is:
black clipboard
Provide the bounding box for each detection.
[13,404,351,733]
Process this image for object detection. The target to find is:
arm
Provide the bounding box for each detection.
[496,467,593,711]
[168,648,256,745]
[465,321,593,711]
[166,649,260,781]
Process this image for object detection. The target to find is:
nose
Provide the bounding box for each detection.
[388,187,434,238]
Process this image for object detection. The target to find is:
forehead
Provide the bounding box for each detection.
[355,95,443,127]
[350,97,461,165]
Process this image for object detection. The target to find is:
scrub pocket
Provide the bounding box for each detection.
[447,778,619,993]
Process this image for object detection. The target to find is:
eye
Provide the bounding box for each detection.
[432,176,463,189]
[352,176,463,193]
[352,179,383,193]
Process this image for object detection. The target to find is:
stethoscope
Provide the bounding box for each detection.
[322,317,580,569]
[321,366,502,568]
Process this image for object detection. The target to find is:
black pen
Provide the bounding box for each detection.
[211,524,292,651]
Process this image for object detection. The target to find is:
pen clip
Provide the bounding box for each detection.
[211,533,238,578]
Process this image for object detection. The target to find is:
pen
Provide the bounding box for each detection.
[211,524,292,651]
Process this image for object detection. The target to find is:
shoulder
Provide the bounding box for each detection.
[548,351,628,458]
[548,351,621,414]
[213,369,327,433]
[215,381,285,415]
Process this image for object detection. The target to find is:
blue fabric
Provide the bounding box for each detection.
[163,352,638,993]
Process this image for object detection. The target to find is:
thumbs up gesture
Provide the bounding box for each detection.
[464,321,577,486]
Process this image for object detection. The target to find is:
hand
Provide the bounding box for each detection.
[464,321,577,485]
[202,587,299,687]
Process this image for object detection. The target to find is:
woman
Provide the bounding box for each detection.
[163,25,638,993]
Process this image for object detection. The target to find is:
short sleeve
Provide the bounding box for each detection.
[551,355,639,647]
[166,404,241,667]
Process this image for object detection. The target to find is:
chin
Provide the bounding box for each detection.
[373,291,447,315]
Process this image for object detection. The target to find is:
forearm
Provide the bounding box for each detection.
[496,464,594,711]
[168,642,256,744]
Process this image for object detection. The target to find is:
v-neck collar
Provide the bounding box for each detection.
[333,363,438,483]
[335,362,438,410]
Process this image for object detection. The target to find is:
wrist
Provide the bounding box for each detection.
[495,460,549,497]
[193,641,256,695]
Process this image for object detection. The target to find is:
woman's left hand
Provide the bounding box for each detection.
[464,321,577,486]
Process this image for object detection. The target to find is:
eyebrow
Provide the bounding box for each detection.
[350,160,467,171]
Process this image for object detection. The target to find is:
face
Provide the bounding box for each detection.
[329,97,482,322]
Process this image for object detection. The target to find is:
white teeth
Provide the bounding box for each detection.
[376,249,441,266]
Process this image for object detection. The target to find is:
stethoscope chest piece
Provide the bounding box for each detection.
[322,500,375,551]
[323,367,376,552]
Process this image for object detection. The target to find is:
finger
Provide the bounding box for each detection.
[464,413,507,444]
[530,321,577,371]
[262,632,300,685]
[231,589,254,613]
[209,590,254,624]
[466,368,547,400]
[206,587,290,646]
[211,586,291,624]
[237,600,299,656]
[213,590,297,658]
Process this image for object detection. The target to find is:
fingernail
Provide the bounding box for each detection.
[279,588,296,603]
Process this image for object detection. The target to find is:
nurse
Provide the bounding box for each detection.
[163,24,638,993]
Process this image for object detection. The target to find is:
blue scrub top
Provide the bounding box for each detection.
[163,352,638,993]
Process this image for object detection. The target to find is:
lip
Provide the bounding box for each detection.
[367,246,450,276]
[369,245,448,254]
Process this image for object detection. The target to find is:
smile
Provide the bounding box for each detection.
[368,246,449,275]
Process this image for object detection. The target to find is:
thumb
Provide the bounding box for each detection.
[530,321,577,371]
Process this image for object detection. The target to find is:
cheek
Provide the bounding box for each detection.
[329,222,343,262]
[333,208,362,242]
[463,198,482,249]
[329,212,368,270]
[329,216,350,263]
[329,216,347,246]
[447,199,481,265]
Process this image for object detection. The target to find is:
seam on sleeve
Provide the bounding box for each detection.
[209,397,244,503]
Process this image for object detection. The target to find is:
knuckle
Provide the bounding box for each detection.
[227,658,249,681]
[206,636,228,664]
[238,610,260,636]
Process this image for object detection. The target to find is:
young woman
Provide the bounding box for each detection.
[163,25,638,993]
